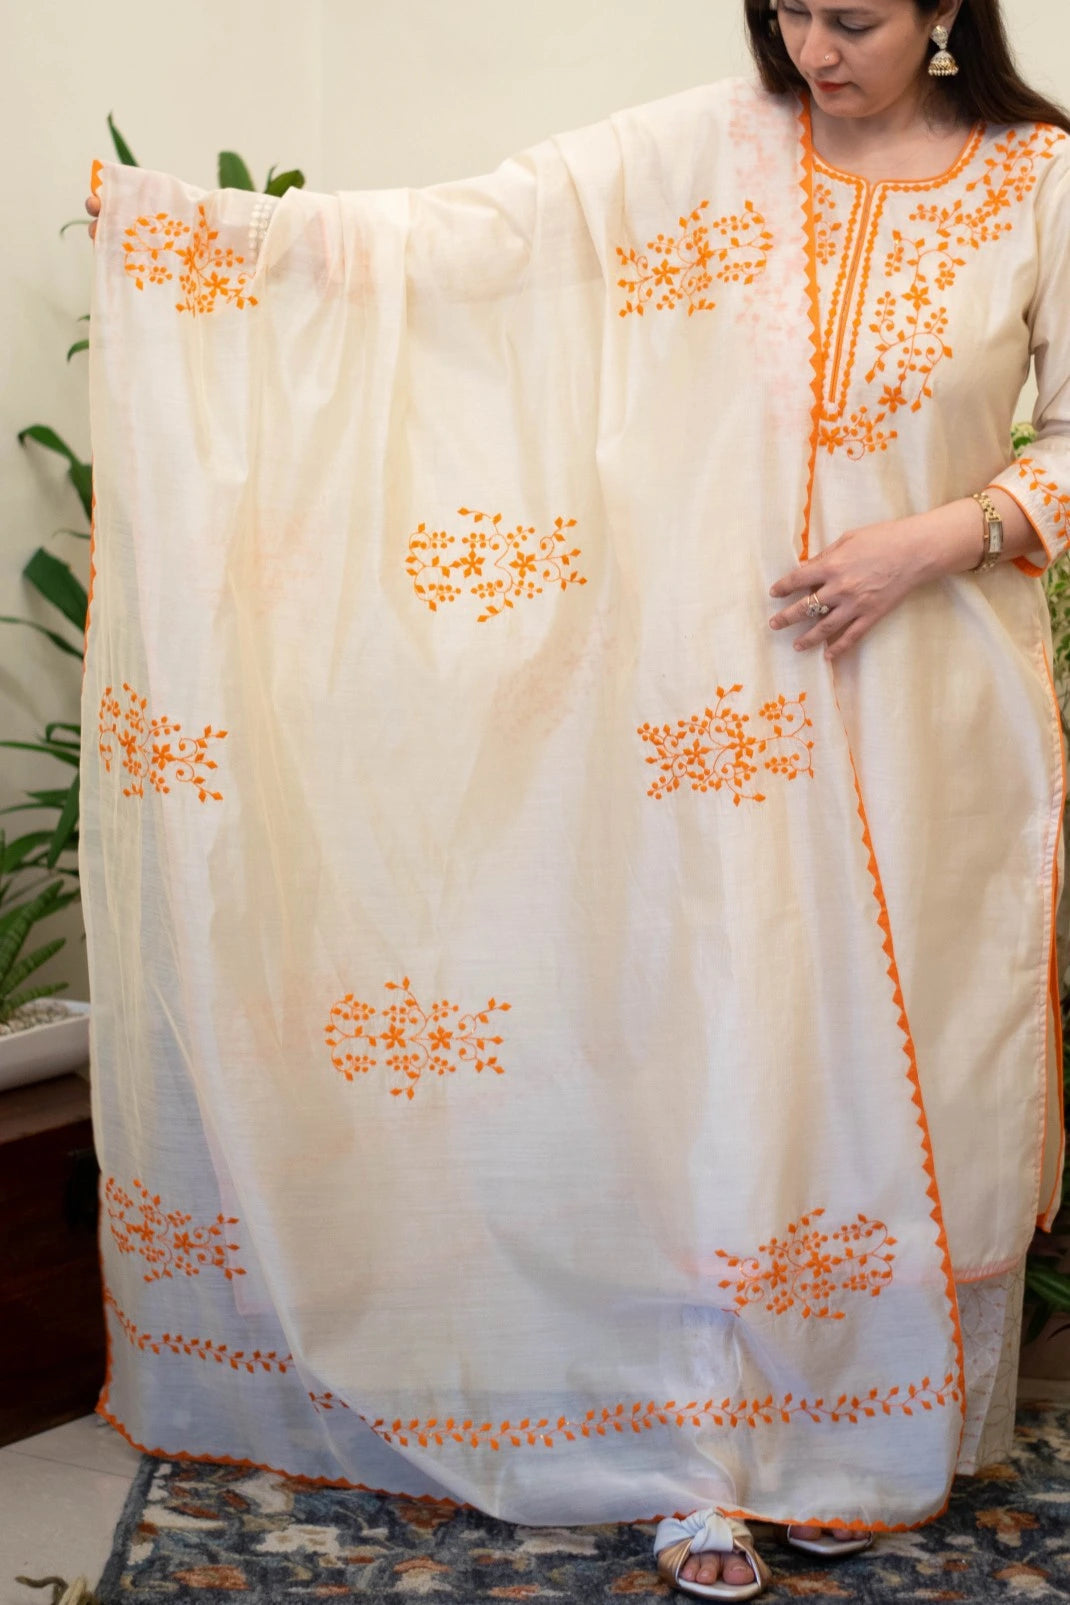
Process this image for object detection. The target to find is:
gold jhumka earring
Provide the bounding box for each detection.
[928,24,960,77]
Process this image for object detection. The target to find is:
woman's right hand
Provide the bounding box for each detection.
[86,191,100,240]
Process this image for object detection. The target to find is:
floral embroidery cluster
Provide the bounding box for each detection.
[325,979,511,1099]
[98,682,227,802]
[406,510,586,622]
[818,127,1059,458]
[616,198,773,317]
[105,1176,245,1284]
[638,687,814,804]
[715,1208,897,1321]
[122,205,258,314]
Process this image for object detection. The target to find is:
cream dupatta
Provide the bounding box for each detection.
[84,77,1060,1526]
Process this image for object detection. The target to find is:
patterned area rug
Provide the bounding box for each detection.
[94,1400,1070,1601]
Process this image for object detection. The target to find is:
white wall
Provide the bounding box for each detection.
[2,1,1069,999]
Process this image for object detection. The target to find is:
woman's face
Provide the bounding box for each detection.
[775,0,960,119]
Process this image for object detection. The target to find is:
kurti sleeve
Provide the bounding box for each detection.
[990,140,1070,572]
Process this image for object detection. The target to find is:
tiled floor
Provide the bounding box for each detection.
[0,1414,140,1605]
[2,1382,1069,1601]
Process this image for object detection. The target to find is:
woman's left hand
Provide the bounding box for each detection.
[769,516,940,662]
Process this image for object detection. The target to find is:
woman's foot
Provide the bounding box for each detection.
[654,1509,768,1597]
[784,1523,874,1556]
[787,1525,859,1542]
[679,1549,760,1588]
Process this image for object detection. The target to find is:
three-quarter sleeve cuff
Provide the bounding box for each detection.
[990,455,1070,574]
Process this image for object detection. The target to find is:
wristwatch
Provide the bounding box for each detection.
[971,490,1004,573]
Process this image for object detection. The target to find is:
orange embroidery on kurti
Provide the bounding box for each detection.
[1016,456,1070,552]
[406,510,585,622]
[105,1177,245,1284]
[715,1209,896,1320]
[638,687,814,804]
[616,199,773,317]
[325,979,511,1099]
[122,204,259,313]
[816,127,1057,459]
[98,682,227,801]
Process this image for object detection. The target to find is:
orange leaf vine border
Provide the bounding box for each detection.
[406,509,586,622]
[1016,456,1070,554]
[98,682,227,802]
[638,687,814,804]
[325,978,511,1099]
[103,1290,959,1448]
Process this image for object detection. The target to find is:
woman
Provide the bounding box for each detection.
[83,1,1067,1599]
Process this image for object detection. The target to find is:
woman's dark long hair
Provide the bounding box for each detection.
[744,0,1070,134]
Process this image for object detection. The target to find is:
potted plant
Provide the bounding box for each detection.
[0,120,305,1096]
[0,840,87,1091]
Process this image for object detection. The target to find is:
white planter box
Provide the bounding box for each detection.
[0,1000,91,1094]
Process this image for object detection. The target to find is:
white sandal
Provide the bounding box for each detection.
[784,1524,874,1557]
[654,1508,769,1600]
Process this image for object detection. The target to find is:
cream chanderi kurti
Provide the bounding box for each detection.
[83,77,1067,1530]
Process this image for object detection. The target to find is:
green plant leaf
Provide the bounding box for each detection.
[0,616,83,658]
[108,113,138,166]
[46,774,80,868]
[18,424,80,466]
[70,461,93,519]
[17,428,92,517]
[0,740,81,768]
[59,218,91,237]
[219,151,255,191]
[1,832,56,874]
[265,168,305,197]
[2,938,67,999]
[0,982,69,1024]
[43,723,81,742]
[23,549,88,632]
[0,790,73,814]
[1025,1262,1070,1311]
[77,314,90,323]
[52,528,91,542]
[66,339,90,362]
[1024,1297,1052,1345]
[0,881,66,988]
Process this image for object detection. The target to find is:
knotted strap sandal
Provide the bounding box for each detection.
[654,1507,769,1600]
[784,1524,874,1557]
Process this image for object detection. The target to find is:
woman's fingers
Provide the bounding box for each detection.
[86,192,100,240]
[824,616,872,661]
[769,589,835,632]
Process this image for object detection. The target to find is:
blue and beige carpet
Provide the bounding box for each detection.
[86,1399,1069,1601]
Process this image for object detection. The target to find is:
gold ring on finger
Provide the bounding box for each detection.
[805,591,831,619]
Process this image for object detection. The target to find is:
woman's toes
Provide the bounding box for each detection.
[722,1550,757,1585]
[680,1553,724,1585]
